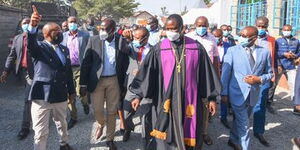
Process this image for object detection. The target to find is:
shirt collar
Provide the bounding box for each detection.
[68,31,78,37]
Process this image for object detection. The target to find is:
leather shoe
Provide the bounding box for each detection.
[293,107,300,116]
[67,119,77,130]
[254,133,270,147]
[220,118,230,129]
[228,140,242,150]
[266,104,276,114]
[83,104,90,115]
[106,141,117,150]
[60,144,73,150]
[203,134,213,145]
[95,126,104,140]
[123,130,131,142]
[17,128,30,140]
[292,137,300,149]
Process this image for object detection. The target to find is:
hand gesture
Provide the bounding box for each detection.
[244,75,261,85]
[131,98,140,111]
[30,5,42,27]
[208,101,217,116]
[122,29,133,40]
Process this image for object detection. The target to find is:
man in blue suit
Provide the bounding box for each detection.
[28,6,75,150]
[221,26,272,150]
[61,16,90,129]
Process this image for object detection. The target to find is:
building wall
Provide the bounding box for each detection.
[0,6,26,70]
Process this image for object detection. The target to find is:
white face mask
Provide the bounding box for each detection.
[282,31,292,37]
[166,31,180,41]
[99,31,109,40]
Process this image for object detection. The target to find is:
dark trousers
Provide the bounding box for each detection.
[19,69,33,129]
[268,69,285,104]
[123,99,152,148]
[253,82,271,134]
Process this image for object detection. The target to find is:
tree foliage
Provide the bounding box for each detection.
[73,0,139,21]
[0,0,56,9]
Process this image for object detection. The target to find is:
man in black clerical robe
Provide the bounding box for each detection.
[129,14,221,150]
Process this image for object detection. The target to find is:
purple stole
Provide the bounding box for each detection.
[160,37,199,147]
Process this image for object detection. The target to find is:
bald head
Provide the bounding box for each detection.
[212,29,223,38]
[42,22,62,44]
[195,16,209,27]
[240,26,258,47]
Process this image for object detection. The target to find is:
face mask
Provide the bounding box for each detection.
[146,25,151,31]
[239,36,250,47]
[132,40,142,48]
[223,31,229,37]
[68,23,78,31]
[166,31,180,41]
[215,37,222,45]
[258,29,267,36]
[52,32,63,45]
[99,31,109,40]
[196,27,207,36]
[282,31,292,37]
[22,24,29,33]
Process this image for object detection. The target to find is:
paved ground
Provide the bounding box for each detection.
[0,76,299,150]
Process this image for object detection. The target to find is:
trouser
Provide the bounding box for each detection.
[19,69,33,130]
[123,98,152,147]
[31,100,68,150]
[91,76,120,141]
[202,99,209,135]
[253,82,271,134]
[268,68,297,103]
[230,99,253,150]
[68,67,88,120]
[294,66,300,105]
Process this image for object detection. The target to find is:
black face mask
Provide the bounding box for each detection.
[52,32,63,45]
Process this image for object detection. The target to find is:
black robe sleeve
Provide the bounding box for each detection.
[197,42,221,101]
[129,45,159,100]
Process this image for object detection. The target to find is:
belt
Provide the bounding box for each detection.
[72,65,80,67]
[101,75,117,78]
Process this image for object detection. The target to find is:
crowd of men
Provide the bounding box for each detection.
[0,5,299,150]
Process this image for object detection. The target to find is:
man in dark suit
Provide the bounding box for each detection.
[80,18,130,150]
[0,17,34,140]
[27,6,75,150]
[61,16,90,129]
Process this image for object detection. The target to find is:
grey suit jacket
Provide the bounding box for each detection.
[61,30,90,64]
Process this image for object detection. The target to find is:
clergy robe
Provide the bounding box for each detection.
[129,36,221,150]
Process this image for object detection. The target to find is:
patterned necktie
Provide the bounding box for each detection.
[246,47,255,69]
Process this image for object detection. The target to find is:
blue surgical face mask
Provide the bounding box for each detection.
[22,24,29,33]
[146,25,151,31]
[132,40,142,48]
[196,27,207,36]
[215,37,222,45]
[68,23,78,31]
[258,29,267,36]
[282,31,292,37]
[223,31,229,37]
[239,36,250,47]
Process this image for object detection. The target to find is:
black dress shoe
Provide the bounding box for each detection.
[266,104,276,114]
[220,118,231,129]
[254,133,270,147]
[60,144,73,150]
[203,134,213,145]
[106,141,117,150]
[17,128,30,140]
[123,130,131,142]
[83,104,90,115]
[228,140,242,150]
[68,119,77,130]
[293,107,300,116]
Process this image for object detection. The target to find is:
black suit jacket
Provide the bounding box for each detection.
[80,33,130,92]
[27,32,75,103]
[4,33,34,79]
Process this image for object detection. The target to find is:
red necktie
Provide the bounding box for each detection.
[21,35,28,68]
[138,46,144,63]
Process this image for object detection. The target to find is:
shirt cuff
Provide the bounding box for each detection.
[28,25,38,34]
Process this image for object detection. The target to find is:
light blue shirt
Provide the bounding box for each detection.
[28,25,66,65]
[148,29,161,46]
[257,36,269,50]
[101,38,117,76]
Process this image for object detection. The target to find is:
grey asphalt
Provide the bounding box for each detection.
[0,76,299,150]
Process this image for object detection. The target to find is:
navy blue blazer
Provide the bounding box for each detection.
[27,32,75,103]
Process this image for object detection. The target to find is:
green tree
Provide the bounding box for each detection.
[203,0,211,4]
[73,0,139,21]
[0,0,56,9]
